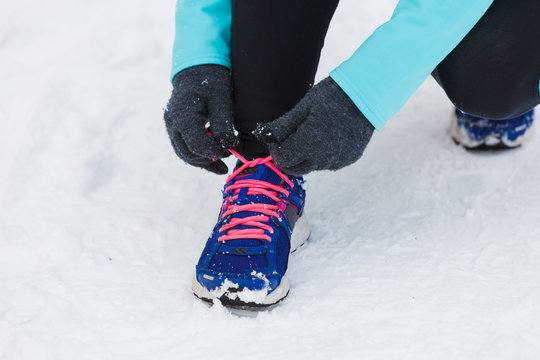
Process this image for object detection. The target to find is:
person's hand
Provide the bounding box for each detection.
[254,77,375,176]
[164,65,238,174]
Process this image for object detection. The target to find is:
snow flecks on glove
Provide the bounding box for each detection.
[164,65,239,175]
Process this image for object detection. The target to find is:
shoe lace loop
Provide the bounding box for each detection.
[217,150,294,243]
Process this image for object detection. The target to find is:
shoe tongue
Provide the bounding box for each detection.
[222,161,284,249]
[233,160,283,185]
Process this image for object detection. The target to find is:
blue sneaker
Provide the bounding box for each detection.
[192,150,309,307]
[451,108,535,149]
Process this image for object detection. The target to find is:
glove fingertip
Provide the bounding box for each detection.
[253,124,279,144]
[214,132,239,151]
[204,160,228,175]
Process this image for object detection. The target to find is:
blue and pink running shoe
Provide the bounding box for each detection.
[451,108,535,149]
[192,150,309,307]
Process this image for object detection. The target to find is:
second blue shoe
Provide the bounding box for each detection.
[451,108,535,149]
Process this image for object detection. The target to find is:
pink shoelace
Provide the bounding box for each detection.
[217,150,294,243]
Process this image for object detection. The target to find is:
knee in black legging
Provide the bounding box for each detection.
[433,60,538,120]
[432,0,540,120]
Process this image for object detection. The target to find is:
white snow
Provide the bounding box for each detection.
[212,274,271,305]
[1,0,540,359]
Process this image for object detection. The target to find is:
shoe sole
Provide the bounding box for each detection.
[192,214,311,308]
[450,111,535,149]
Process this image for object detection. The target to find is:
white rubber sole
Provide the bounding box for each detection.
[451,111,535,149]
[192,214,311,307]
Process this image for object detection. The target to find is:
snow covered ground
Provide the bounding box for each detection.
[1,0,540,359]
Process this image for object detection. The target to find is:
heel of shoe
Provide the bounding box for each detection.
[290,214,310,253]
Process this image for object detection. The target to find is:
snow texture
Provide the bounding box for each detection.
[1,0,540,359]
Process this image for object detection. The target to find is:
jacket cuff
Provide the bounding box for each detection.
[330,68,386,131]
[171,55,231,83]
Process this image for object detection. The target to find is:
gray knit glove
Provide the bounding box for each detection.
[164,65,238,175]
[254,77,375,176]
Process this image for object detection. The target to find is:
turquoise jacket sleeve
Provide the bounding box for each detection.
[330,0,494,131]
[171,0,232,82]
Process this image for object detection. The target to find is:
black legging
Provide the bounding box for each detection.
[231,0,340,157]
[433,0,540,120]
[231,0,540,158]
